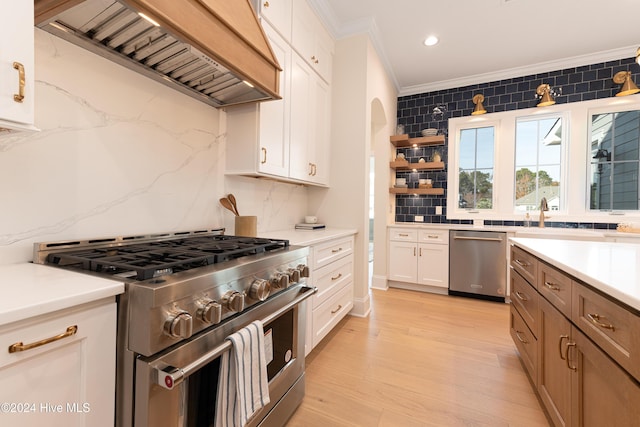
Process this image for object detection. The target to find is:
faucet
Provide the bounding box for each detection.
[539,197,549,228]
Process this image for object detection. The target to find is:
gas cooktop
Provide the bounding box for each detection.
[39,232,289,281]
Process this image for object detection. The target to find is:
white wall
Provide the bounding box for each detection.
[309,33,397,316]
[0,29,307,265]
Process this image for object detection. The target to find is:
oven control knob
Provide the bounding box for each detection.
[296,264,310,278]
[287,268,300,283]
[222,291,245,313]
[270,272,289,289]
[164,311,193,339]
[197,299,222,324]
[249,279,271,301]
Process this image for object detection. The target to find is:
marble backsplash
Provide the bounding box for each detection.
[0,29,307,265]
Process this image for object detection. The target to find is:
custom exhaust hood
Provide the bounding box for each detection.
[34,0,281,108]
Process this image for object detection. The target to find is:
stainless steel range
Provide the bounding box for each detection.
[34,229,315,427]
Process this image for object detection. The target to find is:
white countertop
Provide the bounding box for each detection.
[259,227,357,246]
[510,238,640,311]
[388,223,639,241]
[0,263,124,327]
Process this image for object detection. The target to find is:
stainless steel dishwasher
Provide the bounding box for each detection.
[449,230,507,302]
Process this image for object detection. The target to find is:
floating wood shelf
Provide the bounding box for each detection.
[389,187,445,195]
[390,134,445,147]
[390,161,444,170]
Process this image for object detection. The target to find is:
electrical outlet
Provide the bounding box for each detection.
[415,215,424,222]
[435,206,442,215]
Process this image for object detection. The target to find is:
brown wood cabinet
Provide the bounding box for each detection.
[509,243,640,427]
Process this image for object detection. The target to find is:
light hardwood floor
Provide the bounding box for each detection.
[287,288,550,427]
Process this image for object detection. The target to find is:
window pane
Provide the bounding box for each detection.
[590,110,640,211]
[514,116,562,212]
[458,127,494,209]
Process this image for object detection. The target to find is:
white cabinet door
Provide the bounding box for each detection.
[388,241,418,283]
[291,0,333,83]
[258,21,291,176]
[309,75,330,185]
[0,0,35,130]
[225,21,291,179]
[0,299,117,427]
[289,52,313,181]
[417,243,449,288]
[289,51,330,185]
[259,0,292,42]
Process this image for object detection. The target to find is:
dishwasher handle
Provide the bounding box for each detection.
[453,235,503,242]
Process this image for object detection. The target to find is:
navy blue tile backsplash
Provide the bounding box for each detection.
[395,57,638,228]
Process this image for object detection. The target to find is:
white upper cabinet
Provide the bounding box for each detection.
[258,0,292,42]
[226,21,291,179]
[291,0,333,83]
[0,1,37,131]
[289,51,330,186]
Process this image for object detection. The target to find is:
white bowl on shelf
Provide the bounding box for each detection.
[421,128,438,137]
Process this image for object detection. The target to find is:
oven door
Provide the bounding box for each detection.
[133,285,315,427]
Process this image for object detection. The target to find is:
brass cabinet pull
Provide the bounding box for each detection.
[514,291,528,302]
[8,325,78,353]
[13,61,25,103]
[398,233,409,237]
[558,334,569,360]
[331,304,342,314]
[514,330,528,344]
[308,162,313,176]
[331,273,342,281]
[413,247,416,256]
[263,1,269,7]
[566,342,577,371]
[261,147,267,164]
[587,313,615,331]
[543,281,560,291]
[427,234,439,239]
[419,248,423,256]
[311,163,317,176]
[331,247,342,254]
[514,259,530,267]
[311,55,319,64]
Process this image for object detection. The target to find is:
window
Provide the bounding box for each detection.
[590,110,640,211]
[458,127,494,209]
[514,116,563,212]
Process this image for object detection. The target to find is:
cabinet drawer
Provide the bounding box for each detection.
[538,262,572,318]
[510,268,539,338]
[312,255,353,308]
[312,236,353,270]
[510,305,537,386]
[312,282,353,348]
[418,229,448,244]
[572,282,640,382]
[510,244,538,286]
[389,228,418,242]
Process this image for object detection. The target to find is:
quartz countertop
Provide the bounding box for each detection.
[510,238,640,311]
[259,227,357,246]
[389,223,640,241]
[0,263,124,327]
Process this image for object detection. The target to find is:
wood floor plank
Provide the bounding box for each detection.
[287,288,549,426]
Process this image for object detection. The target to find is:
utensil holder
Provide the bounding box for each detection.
[235,216,257,237]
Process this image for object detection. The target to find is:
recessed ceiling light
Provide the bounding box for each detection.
[424,36,439,46]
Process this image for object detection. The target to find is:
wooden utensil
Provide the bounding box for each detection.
[227,193,239,215]
[219,197,238,216]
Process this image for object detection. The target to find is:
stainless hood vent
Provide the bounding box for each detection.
[35,0,281,108]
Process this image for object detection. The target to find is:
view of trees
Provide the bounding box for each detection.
[515,168,555,199]
[458,170,493,208]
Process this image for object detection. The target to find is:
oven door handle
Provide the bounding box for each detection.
[154,286,317,390]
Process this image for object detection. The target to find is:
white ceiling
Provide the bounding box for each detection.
[309,0,640,96]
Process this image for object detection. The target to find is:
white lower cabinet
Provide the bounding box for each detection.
[305,235,354,355]
[0,298,117,427]
[388,227,449,292]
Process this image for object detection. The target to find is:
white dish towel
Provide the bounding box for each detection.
[216,320,270,427]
